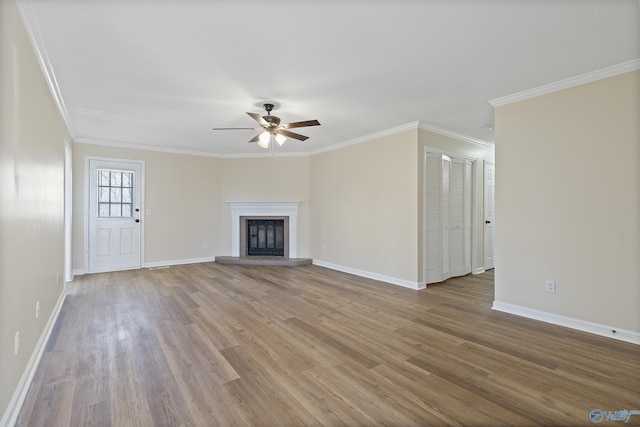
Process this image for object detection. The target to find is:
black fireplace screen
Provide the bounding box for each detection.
[247,220,285,256]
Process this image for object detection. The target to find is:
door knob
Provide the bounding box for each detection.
[485,220,491,224]
[135,219,140,223]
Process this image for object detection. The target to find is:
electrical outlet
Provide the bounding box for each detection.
[36,301,40,319]
[14,331,19,355]
[545,280,556,293]
[202,242,208,249]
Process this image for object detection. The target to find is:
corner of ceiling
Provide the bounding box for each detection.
[15,0,76,140]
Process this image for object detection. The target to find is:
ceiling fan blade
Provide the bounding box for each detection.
[248,133,261,143]
[280,120,320,129]
[247,112,268,127]
[212,127,260,130]
[277,129,309,141]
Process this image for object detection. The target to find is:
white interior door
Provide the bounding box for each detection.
[88,159,143,273]
[424,153,473,284]
[484,162,495,270]
[425,154,443,283]
[449,158,473,277]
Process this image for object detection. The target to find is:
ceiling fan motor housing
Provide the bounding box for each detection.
[263,115,281,128]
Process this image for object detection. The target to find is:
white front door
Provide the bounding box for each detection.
[88,159,143,273]
[484,162,495,270]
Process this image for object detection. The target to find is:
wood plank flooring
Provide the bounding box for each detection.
[16,263,640,426]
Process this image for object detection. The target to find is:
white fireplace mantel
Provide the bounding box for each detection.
[227,201,300,258]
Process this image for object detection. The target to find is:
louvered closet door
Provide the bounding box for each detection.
[441,156,451,277]
[449,159,473,277]
[425,154,443,284]
[424,153,473,284]
[463,160,472,272]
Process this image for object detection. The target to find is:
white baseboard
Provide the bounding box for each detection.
[144,257,215,268]
[0,290,66,427]
[312,260,425,290]
[492,301,640,345]
[473,267,486,275]
[72,257,216,277]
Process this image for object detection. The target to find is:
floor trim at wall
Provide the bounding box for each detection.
[73,257,216,276]
[0,290,66,427]
[313,260,425,290]
[492,301,640,345]
[144,257,215,269]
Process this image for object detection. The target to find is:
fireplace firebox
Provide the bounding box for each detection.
[246,219,285,256]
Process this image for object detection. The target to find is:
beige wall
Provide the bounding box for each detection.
[310,130,420,283]
[494,70,640,333]
[417,129,495,280]
[221,156,311,257]
[0,0,68,418]
[71,148,312,270]
[72,144,225,270]
[74,129,494,287]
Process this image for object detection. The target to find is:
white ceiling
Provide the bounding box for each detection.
[18,0,640,156]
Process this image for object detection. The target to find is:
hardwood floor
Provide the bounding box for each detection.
[17,263,640,426]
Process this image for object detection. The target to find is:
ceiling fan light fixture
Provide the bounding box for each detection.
[258,131,271,148]
[212,103,321,148]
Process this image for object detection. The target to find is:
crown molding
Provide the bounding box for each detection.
[74,137,226,158]
[310,121,494,155]
[489,59,640,107]
[77,121,493,159]
[308,122,420,155]
[15,0,76,139]
[75,137,314,159]
[417,122,494,147]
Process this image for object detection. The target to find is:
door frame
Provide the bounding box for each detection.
[84,156,145,273]
[422,146,477,284]
[64,141,73,282]
[483,161,495,270]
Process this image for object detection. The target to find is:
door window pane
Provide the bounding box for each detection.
[111,187,121,203]
[122,188,131,203]
[110,204,122,217]
[99,203,110,217]
[99,170,110,186]
[99,187,110,202]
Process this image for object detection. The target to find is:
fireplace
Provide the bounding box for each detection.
[246,219,285,256]
[227,202,300,258]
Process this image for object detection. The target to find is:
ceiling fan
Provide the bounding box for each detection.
[212,103,320,148]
